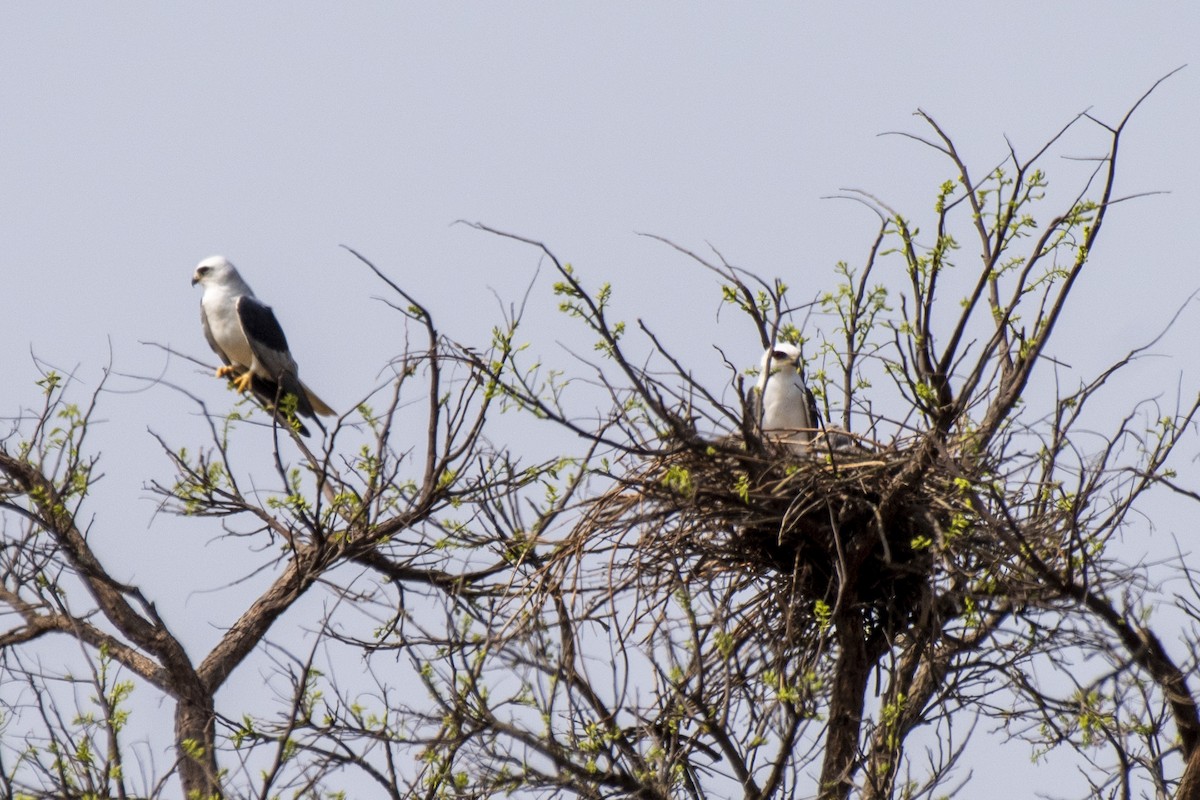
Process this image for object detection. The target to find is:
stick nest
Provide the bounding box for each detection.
[571,435,980,652]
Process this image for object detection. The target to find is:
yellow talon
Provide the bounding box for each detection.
[232,371,255,393]
[216,365,237,379]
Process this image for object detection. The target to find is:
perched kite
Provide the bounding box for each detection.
[754,342,820,449]
[192,255,334,436]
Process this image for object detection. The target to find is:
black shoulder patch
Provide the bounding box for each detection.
[236,296,291,353]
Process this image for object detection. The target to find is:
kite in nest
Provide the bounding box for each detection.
[752,342,856,453]
[192,255,334,436]
[753,342,821,450]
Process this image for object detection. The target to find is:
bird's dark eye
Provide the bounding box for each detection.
[197,266,211,276]
[772,350,789,360]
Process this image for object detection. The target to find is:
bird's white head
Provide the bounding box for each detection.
[191,255,250,292]
[758,342,803,387]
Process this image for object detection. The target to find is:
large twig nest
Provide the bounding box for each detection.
[573,434,975,652]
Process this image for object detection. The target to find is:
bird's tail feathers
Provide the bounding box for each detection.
[302,383,335,417]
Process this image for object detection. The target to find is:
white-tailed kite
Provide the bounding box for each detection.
[754,342,820,449]
[192,255,334,436]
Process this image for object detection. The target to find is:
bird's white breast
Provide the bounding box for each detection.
[761,372,812,432]
[203,286,255,368]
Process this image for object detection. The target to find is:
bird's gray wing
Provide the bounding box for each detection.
[793,370,823,439]
[799,376,822,431]
[200,304,232,366]
[235,296,316,421]
[749,386,764,430]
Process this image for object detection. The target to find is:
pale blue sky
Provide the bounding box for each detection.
[2,4,1198,796]
[3,5,1196,389]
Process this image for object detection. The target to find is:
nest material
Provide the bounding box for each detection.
[581,435,967,648]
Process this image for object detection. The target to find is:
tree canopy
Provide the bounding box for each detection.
[2,74,1198,800]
